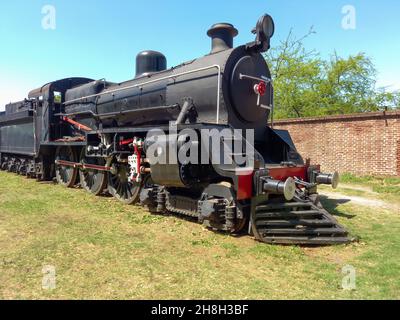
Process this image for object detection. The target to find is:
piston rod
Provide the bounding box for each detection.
[55,160,111,172]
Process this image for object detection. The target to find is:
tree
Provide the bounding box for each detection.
[264,30,399,119]
[374,89,400,110]
[265,28,321,118]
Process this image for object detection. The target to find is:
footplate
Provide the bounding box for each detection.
[250,195,351,245]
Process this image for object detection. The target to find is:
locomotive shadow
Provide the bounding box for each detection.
[319,195,356,219]
[152,211,250,238]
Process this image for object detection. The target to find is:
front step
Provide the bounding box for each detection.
[256,202,312,210]
[261,236,350,245]
[256,210,324,219]
[255,219,336,228]
[259,227,346,236]
[251,196,351,245]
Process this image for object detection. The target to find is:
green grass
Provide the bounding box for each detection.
[340,173,400,195]
[0,171,399,300]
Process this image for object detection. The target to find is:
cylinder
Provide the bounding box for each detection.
[207,23,238,54]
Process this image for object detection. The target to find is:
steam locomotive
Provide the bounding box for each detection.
[0,14,350,245]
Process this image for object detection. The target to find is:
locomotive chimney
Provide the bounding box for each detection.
[135,50,167,78]
[207,23,238,54]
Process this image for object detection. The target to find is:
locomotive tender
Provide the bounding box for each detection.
[0,14,350,245]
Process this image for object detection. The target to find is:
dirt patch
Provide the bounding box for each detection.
[320,190,399,211]
[341,184,374,193]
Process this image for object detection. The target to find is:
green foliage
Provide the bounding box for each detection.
[374,89,400,110]
[265,29,400,119]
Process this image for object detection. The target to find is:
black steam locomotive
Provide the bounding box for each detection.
[0,14,350,245]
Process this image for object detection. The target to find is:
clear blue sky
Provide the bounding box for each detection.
[1,0,399,109]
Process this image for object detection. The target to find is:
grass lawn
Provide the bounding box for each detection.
[0,171,399,299]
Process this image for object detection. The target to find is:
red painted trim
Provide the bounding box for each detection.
[62,116,92,132]
[119,138,134,146]
[237,170,254,200]
[55,159,111,172]
[268,166,308,181]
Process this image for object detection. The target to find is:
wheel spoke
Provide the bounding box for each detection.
[127,183,133,197]
[108,160,141,205]
[79,148,107,196]
[56,146,77,188]
[88,173,94,189]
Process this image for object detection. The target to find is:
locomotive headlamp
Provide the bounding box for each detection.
[316,172,340,189]
[251,14,275,52]
[257,14,275,38]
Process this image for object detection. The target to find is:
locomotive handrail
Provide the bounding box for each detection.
[63,64,223,124]
[239,73,271,83]
[55,104,180,119]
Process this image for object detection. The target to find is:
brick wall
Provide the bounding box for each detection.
[273,111,400,176]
